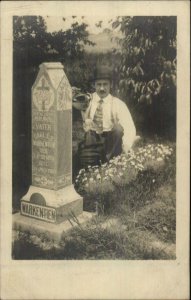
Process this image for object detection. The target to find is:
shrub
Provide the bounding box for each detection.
[112,16,177,138]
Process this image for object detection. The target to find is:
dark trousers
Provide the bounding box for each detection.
[77,124,124,169]
[101,123,124,161]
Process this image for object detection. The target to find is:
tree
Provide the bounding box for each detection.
[48,22,95,63]
[13,16,95,68]
[112,17,177,138]
[13,16,49,68]
[12,16,95,210]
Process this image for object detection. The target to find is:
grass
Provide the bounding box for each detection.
[13,216,175,260]
[12,118,176,259]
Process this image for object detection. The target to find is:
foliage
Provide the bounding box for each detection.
[13,16,48,68]
[13,16,94,68]
[112,16,177,138]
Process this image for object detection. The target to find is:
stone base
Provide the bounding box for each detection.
[13,211,95,243]
[21,184,83,223]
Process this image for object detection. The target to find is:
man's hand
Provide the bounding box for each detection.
[123,144,133,156]
[83,119,94,132]
[123,137,141,155]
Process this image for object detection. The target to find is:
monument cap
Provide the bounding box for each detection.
[40,62,63,70]
[94,65,112,81]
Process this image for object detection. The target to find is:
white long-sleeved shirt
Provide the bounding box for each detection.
[85,92,136,149]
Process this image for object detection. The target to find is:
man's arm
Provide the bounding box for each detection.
[115,99,136,153]
[83,99,95,132]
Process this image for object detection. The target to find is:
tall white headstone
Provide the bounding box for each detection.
[20,62,83,223]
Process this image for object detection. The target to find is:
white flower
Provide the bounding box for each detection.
[92,165,98,169]
[165,150,171,155]
[121,156,127,161]
[102,163,107,167]
[157,157,163,162]
[79,169,85,175]
[138,164,143,168]
[96,174,101,180]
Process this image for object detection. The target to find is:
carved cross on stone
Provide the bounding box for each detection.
[36,78,50,111]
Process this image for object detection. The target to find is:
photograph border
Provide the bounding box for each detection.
[1,1,190,299]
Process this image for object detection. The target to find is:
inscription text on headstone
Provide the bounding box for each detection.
[21,201,56,223]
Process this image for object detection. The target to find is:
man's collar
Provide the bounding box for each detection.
[93,92,112,102]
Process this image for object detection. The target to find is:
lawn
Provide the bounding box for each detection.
[12,116,176,260]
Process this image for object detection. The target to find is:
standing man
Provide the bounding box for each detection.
[78,65,136,167]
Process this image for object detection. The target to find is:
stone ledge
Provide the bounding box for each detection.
[13,211,95,243]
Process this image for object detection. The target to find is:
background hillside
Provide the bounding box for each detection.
[84,29,122,53]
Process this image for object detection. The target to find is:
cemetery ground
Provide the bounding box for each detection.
[12,117,176,260]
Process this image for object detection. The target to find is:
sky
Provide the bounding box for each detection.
[45,16,114,34]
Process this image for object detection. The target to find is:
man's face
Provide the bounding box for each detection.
[95,79,111,98]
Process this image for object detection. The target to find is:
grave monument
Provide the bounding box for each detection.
[13,63,90,238]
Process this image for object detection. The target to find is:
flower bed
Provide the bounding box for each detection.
[75,143,173,193]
